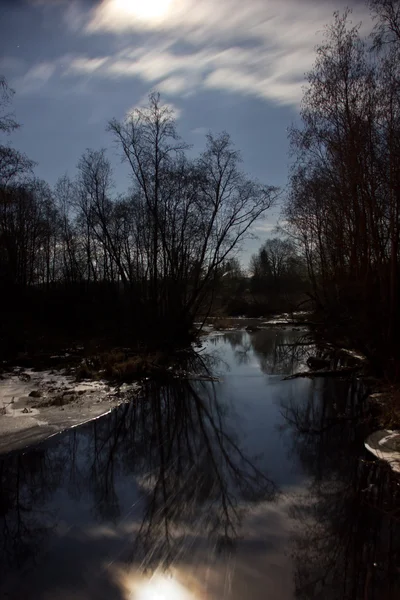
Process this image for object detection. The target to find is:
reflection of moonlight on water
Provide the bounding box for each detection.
[132,573,198,600]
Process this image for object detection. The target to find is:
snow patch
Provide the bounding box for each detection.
[365,430,400,474]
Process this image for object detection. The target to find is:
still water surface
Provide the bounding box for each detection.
[0,329,399,599]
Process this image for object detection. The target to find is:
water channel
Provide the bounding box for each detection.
[0,328,399,599]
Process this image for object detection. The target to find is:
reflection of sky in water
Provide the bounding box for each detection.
[0,329,398,600]
[204,331,311,486]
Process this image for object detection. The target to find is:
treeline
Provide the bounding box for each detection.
[283,0,400,378]
[0,83,278,357]
[212,239,308,317]
[248,238,308,313]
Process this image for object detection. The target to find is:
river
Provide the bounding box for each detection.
[0,328,399,599]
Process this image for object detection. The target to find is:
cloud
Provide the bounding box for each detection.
[15,61,57,94]
[254,222,279,234]
[204,67,303,106]
[26,63,57,82]
[253,219,288,235]
[190,126,208,135]
[29,0,93,32]
[87,0,174,31]
[32,0,372,106]
[157,75,190,96]
[85,0,328,44]
[65,56,109,74]
[64,39,313,106]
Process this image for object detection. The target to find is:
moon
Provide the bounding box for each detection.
[112,0,172,21]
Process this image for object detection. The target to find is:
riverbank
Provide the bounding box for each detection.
[0,318,295,455]
[0,344,209,455]
[0,366,139,455]
[2,312,399,467]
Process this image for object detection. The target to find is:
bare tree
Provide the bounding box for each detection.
[0,76,35,185]
[370,0,400,47]
[108,94,278,336]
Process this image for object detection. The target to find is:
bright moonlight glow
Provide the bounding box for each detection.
[112,0,172,21]
[135,574,194,600]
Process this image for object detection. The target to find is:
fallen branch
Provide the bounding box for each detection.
[276,342,315,347]
[262,320,320,327]
[282,366,359,380]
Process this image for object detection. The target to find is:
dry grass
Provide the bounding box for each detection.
[369,385,400,430]
[209,316,266,331]
[75,349,171,383]
[38,393,78,408]
[75,361,96,380]
[212,317,235,330]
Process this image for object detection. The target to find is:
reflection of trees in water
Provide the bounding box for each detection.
[251,329,314,375]
[291,463,400,600]
[0,447,65,571]
[281,378,400,599]
[102,361,277,571]
[0,350,277,580]
[207,330,245,349]
[216,331,252,366]
[280,378,364,482]
[212,331,253,367]
[234,340,252,366]
[209,328,317,374]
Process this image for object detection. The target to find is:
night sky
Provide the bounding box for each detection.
[0,0,371,262]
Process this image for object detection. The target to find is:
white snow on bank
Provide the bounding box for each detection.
[261,312,312,326]
[0,369,114,410]
[339,348,367,362]
[0,368,140,453]
[365,430,400,474]
[262,320,295,325]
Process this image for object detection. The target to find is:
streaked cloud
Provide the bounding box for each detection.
[87,0,173,30]
[26,62,56,82]
[254,221,282,234]
[66,56,109,74]
[190,126,208,136]
[15,61,57,94]
[157,75,190,96]
[49,0,369,107]
[85,0,324,44]
[19,0,372,108]
[63,38,315,106]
